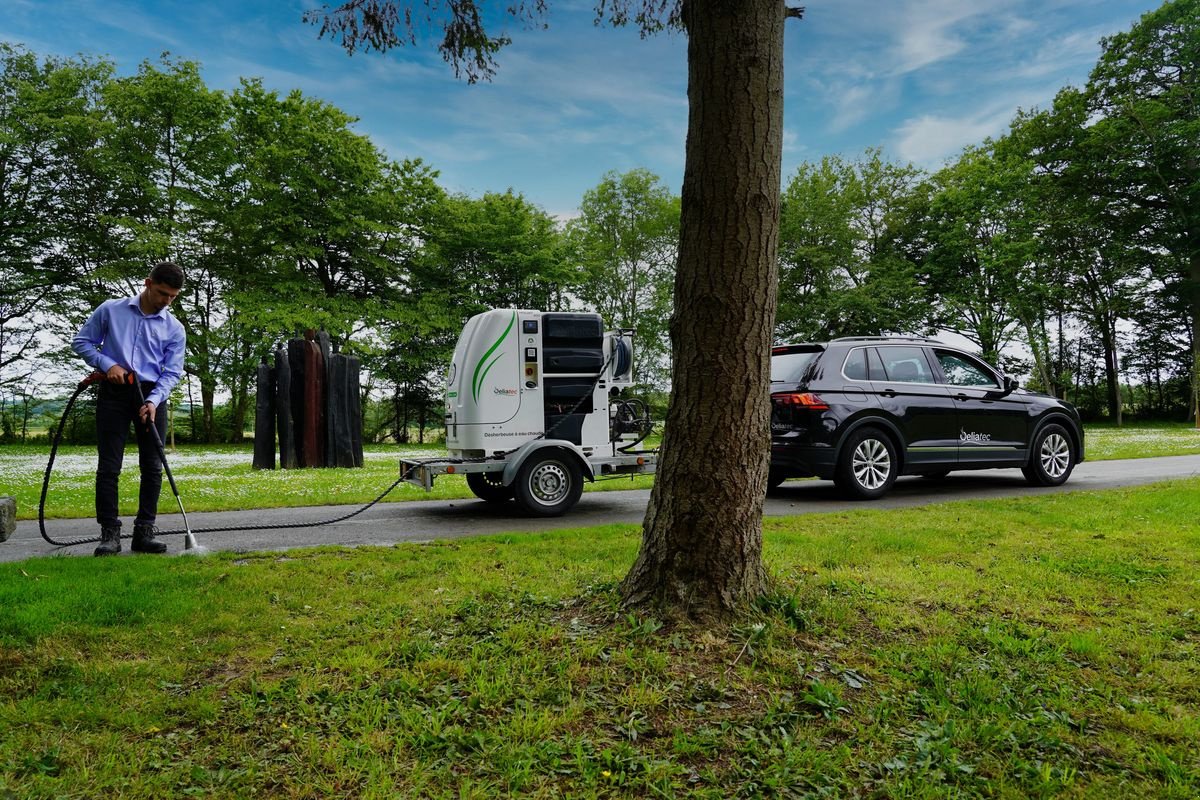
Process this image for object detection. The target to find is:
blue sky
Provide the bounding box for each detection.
[3,0,1163,218]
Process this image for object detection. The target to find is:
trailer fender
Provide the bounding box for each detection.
[502,440,595,486]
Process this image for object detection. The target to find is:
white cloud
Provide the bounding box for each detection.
[1010,28,1107,81]
[888,0,988,76]
[827,83,887,132]
[892,106,1012,167]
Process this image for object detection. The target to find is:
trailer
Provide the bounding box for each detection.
[401,309,658,516]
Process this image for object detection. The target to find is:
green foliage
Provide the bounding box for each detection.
[777,149,928,342]
[1028,0,1200,420]
[423,189,573,315]
[0,44,114,386]
[566,168,679,389]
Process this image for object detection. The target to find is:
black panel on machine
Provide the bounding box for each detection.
[542,313,604,374]
[543,378,595,445]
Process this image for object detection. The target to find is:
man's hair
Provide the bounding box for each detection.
[150,261,185,290]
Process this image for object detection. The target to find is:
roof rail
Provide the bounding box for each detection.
[830,336,943,344]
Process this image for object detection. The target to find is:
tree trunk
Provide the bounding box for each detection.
[1191,250,1199,428]
[201,384,216,443]
[1100,322,1121,426]
[620,0,783,620]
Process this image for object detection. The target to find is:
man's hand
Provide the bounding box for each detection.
[106,364,129,384]
[139,402,157,425]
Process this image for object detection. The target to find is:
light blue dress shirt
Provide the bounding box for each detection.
[72,295,187,408]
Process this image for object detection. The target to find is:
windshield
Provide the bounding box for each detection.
[771,351,819,383]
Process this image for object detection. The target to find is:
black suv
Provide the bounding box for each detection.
[769,337,1084,499]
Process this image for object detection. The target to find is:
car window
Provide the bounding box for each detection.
[879,346,934,383]
[771,350,819,382]
[936,350,998,388]
[843,348,868,380]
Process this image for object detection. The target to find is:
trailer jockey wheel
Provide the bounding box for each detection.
[467,472,515,504]
[514,452,583,517]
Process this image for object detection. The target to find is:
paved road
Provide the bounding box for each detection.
[4,455,1198,562]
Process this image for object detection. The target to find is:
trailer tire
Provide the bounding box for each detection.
[514,451,583,517]
[467,472,514,504]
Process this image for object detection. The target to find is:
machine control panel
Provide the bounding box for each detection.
[523,346,539,388]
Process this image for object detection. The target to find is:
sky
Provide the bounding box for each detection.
[2,0,1165,219]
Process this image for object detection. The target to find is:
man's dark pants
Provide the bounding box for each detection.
[95,381,168,530]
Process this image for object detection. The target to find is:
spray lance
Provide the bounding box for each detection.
[122,371,209,556]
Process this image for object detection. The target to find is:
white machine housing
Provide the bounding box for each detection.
[444,309,635,456]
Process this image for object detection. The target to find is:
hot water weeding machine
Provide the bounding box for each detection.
[402,309,657,516]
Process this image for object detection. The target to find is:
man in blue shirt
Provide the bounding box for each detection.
[72,262,187,556]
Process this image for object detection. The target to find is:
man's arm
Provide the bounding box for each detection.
[71,303,118,376]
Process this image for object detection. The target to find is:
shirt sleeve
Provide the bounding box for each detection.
[71,303,117,375]
[145,322,186,409]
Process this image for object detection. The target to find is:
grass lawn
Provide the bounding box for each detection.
[1083,421,1200,460]
[1,480,1198,798]
[3,422,1199,521]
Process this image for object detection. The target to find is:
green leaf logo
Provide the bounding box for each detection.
[472,311,516,404]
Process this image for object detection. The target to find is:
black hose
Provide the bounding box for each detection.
[41,340,657,550]
[38,373,411,549]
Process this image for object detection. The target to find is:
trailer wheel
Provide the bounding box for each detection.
[514,452,583,517]
[467,472,514,504]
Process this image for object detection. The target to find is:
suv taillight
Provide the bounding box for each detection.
[771,392,830,411]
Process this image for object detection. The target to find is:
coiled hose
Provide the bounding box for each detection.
[38,373,408,549]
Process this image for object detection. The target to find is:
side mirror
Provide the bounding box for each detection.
[1002,376,1020,395]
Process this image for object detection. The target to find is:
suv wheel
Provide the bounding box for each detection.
[467,471,514,503]
[835,427,897,500]
[1022,423,1075,486]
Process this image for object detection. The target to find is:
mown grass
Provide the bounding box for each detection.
[1082,421,1200,460]
[2,480,1198,798]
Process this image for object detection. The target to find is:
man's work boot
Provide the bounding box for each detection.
[131,523,167,554]
[94,526,122,557]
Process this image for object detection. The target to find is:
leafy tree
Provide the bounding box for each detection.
[101,56,238,440]
[306,0,805,618]
[424,190,572,315]
[1125,280,1194,418]
[222,79,445,440]
[776,150,926,341]
[0,45,113,389]
[567,168,679,389]
[905,144,1035,364]
[1077,0,1199,424]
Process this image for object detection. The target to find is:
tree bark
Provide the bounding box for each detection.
[201,383,216,444]
[1100,322,1121,426]
[620,0,783,620]
[1191,250,1200,428]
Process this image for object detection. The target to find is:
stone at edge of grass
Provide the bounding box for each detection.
[0,495,15,541]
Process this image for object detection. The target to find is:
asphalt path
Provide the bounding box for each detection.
[4,454,1199,563]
